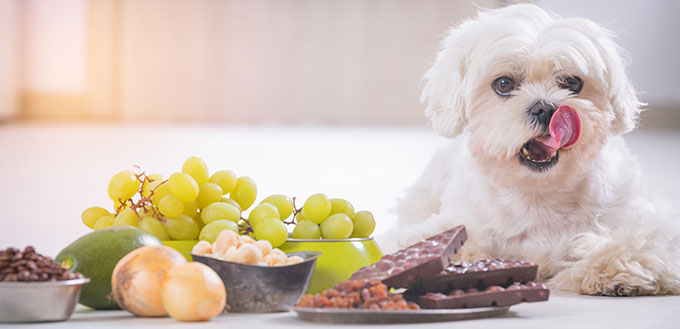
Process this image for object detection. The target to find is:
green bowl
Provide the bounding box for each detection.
[278,238,383,294]
[162,240,198,261]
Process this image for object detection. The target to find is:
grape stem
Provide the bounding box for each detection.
[113,168,168,224]
[238,219,254,235]
[283,196,301,226]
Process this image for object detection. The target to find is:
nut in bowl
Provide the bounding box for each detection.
[192,251,321,312]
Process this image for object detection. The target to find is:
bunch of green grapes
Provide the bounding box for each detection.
[81,156,256,243]
[246,193,376,245]
[293,193,375,240]
[81,157,376,248]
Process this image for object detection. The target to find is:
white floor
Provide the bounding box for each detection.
[1,122,679,327]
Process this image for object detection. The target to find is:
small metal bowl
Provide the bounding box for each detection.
[192,250,320,313]
[0,277,90,323]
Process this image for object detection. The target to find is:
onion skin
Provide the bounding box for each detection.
[111,246,186,317]
[161,262,226,321]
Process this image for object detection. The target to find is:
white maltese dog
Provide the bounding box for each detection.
[383,4,680,296]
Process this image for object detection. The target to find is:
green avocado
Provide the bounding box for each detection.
[56,226,162,309]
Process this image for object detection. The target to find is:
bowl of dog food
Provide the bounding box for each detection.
[0,246,89,323]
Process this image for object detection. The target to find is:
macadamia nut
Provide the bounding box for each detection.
[192,240,213,256]
[236,244,263,265]
[213,230,240,255]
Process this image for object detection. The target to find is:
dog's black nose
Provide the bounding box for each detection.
[529,101,557,127]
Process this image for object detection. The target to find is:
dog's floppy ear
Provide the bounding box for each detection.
[596,27,645,135]
[421,23,472,138]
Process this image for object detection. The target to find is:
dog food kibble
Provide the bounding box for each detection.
[295,279,420,310]
[0,246,83,282]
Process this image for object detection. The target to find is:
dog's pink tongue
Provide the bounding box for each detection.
[535,105,582,151]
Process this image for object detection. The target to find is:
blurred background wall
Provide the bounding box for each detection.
[0,0,678,128]
[0,0,18,120]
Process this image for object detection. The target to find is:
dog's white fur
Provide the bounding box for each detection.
[382,4,680,296]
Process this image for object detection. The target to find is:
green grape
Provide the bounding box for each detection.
[141,174,165,197]
[292,220,321,239]
[147,173,166,182]
[301,193,331,224]
[82,206,110,229]
[107,179,116,201]
[142,180,161,198]
[351,210,376,238]
[182,156,209,185]
[320,214,353,239]
[248,203,280,228]
[137,207,151,218]
[295,210,307,222]
[159,195,184,218]
[230,176,257,210]
[164,214,200,240]
[196,183,223,209]
[221,197,242,212]
[261,194,294,220]
[200,202,240,224]
[199,220,239,243]
[253,218,288,247]
[110,170,140,200]
[210,170,237,195]
[138,216,170,240]
[329,198,355,218]
[150,182,170,206]
[94,215,115,230]
[113,208,139,227]
[191,214,205,230]
[168,172,199,202]
[183,200,199,217]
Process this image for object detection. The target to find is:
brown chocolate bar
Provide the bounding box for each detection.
[350,225,466,288]
[417,282,549,309]
[421,258,538,292]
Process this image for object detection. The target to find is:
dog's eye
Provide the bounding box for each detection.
[493,76,515,97]
[559,76,583,94]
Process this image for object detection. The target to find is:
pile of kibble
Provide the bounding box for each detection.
[0,246,82,282]
[295,279,420,310]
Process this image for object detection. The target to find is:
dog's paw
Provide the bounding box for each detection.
[549,256,661,296]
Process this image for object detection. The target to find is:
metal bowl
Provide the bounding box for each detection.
[192,250,321,313]
[0,277,90,323]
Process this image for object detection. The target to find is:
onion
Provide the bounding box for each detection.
[161,262,226,321]
[111,246,186,316]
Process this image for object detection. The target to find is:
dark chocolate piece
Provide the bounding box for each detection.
[417,282,549,309]
[422,258,538,292]
[350,225,467,288]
